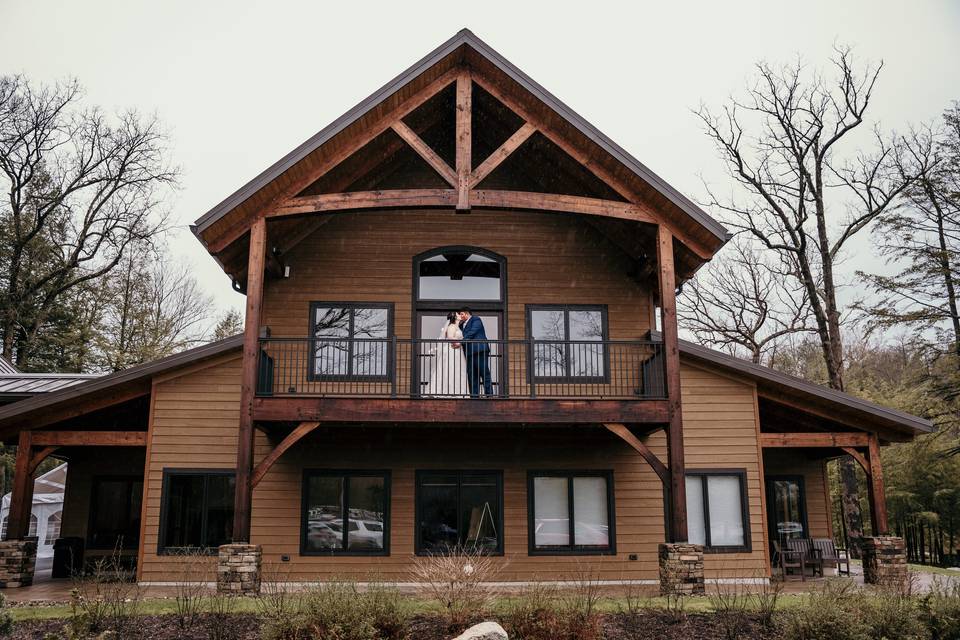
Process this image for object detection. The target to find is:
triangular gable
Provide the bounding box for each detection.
[191,29,729,280]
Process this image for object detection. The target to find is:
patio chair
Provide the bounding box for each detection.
[813,538,850,576]
[787,538,823,578]
[773,540,806,581]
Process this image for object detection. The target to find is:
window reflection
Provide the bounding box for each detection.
[417,472,501,553]
[531,474,611,551]
[304,473,387,554]
[529,307,606,380]
[312,305,390,378]
[418,251,502,301]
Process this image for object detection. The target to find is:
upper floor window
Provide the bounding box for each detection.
[527,305,608,381]
[310,303,393,380]
[415,247,505,302]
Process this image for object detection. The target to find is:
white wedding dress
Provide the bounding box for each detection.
[425,322,469,397]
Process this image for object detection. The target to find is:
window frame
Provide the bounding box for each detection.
[765,474,808,544]
[412,246,507,307]
[86,475,143,551]
[157,468,236,556]
[307,302,395,383]
[685,469,752,553]
[414,469,505,556]
[527,470,617,556]
[525,304,610,384]
[299,469,391,557]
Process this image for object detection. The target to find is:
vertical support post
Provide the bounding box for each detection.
[455,73,472,212]
[7,430,33,540]
[867,433,888,535]
[657,225,688,542]
[233,217,267,543]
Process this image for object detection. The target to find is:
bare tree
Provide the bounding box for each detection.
[212,308,243,341]
[0,75,178,367]
[680,237,814,364]
[695,47,932,549]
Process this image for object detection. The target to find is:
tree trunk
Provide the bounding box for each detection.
[840,458,865,557]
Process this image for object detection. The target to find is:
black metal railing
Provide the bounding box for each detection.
[257,338,667,400]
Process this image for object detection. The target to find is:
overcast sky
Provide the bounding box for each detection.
[2,0,958,321]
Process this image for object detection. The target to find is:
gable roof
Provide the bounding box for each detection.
[0,357,17,374]
[0,372,99,399]
[191,29,729,270]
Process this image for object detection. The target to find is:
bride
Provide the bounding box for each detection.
[425,313,469,397]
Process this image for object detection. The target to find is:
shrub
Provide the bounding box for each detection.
[501,583,564,640]
[559,565,604,640]
[778,580,869,640]
[206,590,239,640]
[0,592,13,636]
[167,548,209,632]
[409,547,500,628]
[921,578,960,640]
[750,573,783,628]
[708,580,752,640]
[860,589,929,640]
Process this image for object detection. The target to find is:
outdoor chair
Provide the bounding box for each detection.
[813,537,850,576]
[773,540,806,581]
[787,538,824,578]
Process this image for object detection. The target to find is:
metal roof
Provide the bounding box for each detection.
[0,373,99,397]
[0,357,17,374]
[191,28,730,245]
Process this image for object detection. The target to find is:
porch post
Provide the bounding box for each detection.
[866,433,889,535]
[657,225,688,542]
[233,217,266,543]
[7,430,34,540]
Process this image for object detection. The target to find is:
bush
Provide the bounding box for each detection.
[860,589,929,640]
[501,583,565,640]
[708,581,752,640]
[409,547,500,628]
[0,592,13,636]
[778,580,870,640]
[922,578,960,640]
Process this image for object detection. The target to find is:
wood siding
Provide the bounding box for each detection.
[139,355,769,582]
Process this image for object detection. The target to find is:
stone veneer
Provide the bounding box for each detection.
[0,539,37,588]
[217,543,261,595]
[659,542,705,596]
[862,536,907,586]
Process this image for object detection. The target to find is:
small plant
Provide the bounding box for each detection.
[69,547,141,636]
[921,577,960,640]
[409,547,501,628]
[778,579,870,640]
[708,579,752,640]
[168,548,209,633]
[0,592,13,636]
[206,590,239,640]
[751,572,784,628]
[559,563,604,640]
[502,582,564,640]
[860,588,928,640]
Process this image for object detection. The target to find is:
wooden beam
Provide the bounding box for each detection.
[470,190,656,223]
[604,423,669,486]
[0,382,151,436]
[251,421,321,488]
[657,225,687,543]
[867,433,889,535]
[269,189,457,217]
[469,122,537,188]
[760,432,870,448]
[840,447,870,475]
[456,73,472,211]
[203,70,461,254]
[253,397,670,424]
[233,217,266,543]
[6,430,33,540]
[28,446,59,475]
[29,431,146,446]
[390,121,458,188]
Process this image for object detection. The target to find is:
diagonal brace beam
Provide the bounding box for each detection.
[391,121,458,188]
[251,421,321,488]
[604,422,670,486]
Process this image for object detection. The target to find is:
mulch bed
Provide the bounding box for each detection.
[11,611,782,639]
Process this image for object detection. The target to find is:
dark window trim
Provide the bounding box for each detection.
[414,469,504,556]
[157,468,235,556]
[86,475,143,551]
[412,245,507,305]
[686,469,752,554]
[765,474,808,545]
[527,470,617,556]
[525,304,610,384]
[307,302,394,382]
[299,469,391,557]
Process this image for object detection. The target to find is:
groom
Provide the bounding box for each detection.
[457,307,493,398]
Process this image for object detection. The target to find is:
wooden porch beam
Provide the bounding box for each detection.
[604,423,669,486]
[268,189,457,217]
[867,433,889,535]
[470,123,537,188]
[29,431,146,447]
[233,217,266,543]
[28,446,59,475]
[6,430,33,540]
[840,447,870,475]
[657,225,687,542]
[760,432,870,448]
[456,73,472,211]
[470,190,656,223]
[391,121,458,188]
[251,421,321,488]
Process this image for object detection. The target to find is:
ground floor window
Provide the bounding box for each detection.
[685,470,750,552]
[416,471,502,554]
[158,470,234,553]
[89,476,143,550]
[301,471,389,555]
[528,471,615,554]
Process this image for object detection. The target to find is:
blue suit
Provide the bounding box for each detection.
[460,316,493,397]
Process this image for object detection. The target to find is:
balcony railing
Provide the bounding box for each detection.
[257,338,666,400]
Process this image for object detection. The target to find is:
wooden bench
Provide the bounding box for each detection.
[773,540,807,581]
[813,537,850,576]
[787,538,824,578]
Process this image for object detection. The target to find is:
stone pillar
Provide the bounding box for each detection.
[862,536,907,586]
[0,539,37,588]
[659,542,704,596]
[216,543,261,595]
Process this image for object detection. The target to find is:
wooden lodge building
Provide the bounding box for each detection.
[0,31,931,591]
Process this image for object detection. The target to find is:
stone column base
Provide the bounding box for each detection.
[0,539,37,588]
[862,536,907,587]
[659,542,705,596]
[217,543,261,595]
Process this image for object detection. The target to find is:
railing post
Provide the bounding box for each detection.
[527,340,536,398]
[390,335,398,398]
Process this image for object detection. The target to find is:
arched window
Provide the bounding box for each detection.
[414,247,505,303]
[45,511,62,546]
[0,514,38,539]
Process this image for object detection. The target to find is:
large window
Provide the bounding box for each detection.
[685,470,750,552]
[415,248,504,302]
[45,511,62,546]
[88,477,143,550]
[766,476,808,544]
[528,471,615,555]
[301,471,389,555]
[309,303,393,380]
[416,471,502,554]
[158,470,235,553]
[527,305,607,381]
